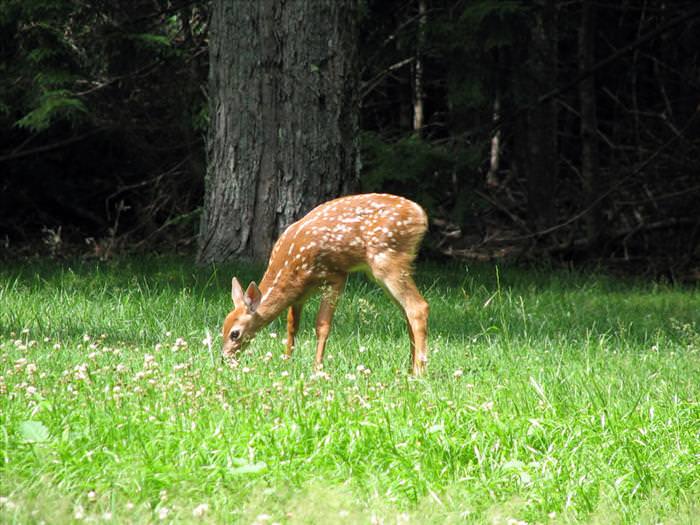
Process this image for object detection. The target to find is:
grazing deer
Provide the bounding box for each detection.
[221,193,430,375]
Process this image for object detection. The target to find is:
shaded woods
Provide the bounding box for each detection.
[1,1,699,279]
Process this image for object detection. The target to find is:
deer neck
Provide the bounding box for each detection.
[255,268,299,324]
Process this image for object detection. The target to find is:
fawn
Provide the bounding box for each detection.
[221,193,430,375]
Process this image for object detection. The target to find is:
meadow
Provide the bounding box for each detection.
[1,257,699,524]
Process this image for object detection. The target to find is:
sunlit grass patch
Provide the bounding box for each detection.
[1,257,699,523]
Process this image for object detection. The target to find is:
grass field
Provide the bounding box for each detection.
[1,257,699,524]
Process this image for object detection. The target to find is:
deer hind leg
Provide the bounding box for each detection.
[314,275,347,370]
[369,256,429,375]
[286,303,303,357]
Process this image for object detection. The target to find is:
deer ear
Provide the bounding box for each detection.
[231,277,245,307]
[244,281,262,313]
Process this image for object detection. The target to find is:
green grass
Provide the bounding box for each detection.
[1,256,699,524]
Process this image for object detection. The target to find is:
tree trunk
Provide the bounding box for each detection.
[526,0,558,231]
[198,1,360,264]
[579,0,601,248]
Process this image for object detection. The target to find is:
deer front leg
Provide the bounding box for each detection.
[314,276,346,370]
[286,303,303,357]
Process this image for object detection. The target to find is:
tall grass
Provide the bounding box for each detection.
[1,257,699,524]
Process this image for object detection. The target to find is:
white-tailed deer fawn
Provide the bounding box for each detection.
[221,193,429,375]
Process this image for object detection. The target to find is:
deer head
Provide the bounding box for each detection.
[221,277,264,358]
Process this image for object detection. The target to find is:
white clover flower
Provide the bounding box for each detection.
[192,503,209,518]
[453,369,464,378]
[74,504,86,520]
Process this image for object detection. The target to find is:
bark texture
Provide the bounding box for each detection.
[198,1,360,263]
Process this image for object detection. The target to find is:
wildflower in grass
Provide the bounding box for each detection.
[74,504,86,520]
[269,332,278,338]
[312,370,330,381]
[102,511,113,520]
[0,497,16,510]
[25,385,37,396]
[74,364,89,381]
[263,351,273,362]
[192,503,209,518]
[453,369,464,378]
[125,502,134,511]
[158,507,170,520]
[159,490,168,502]
[83,334,91,342]
[172,337,187,352]
[280,371,289,378]
[359,346,366,353]
[144,354,156,368]
[87,490,97,501]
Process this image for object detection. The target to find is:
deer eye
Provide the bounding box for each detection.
[230,329,241,341]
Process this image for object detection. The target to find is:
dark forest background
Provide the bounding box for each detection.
[1,1,699,280]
